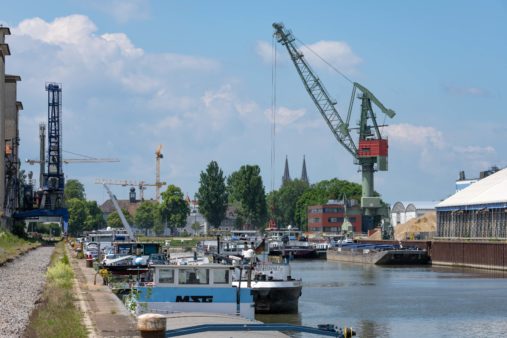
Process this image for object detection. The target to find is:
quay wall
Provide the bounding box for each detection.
[431,241,507,271]
[356,239,507,271]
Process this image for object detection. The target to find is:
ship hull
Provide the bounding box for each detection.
[233,280,302,314]
[327,248,430,265]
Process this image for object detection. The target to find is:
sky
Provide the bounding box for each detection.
[1,0,506,206]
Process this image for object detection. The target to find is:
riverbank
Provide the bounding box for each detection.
[0,230,40,265]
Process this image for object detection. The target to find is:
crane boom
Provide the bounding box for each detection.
[102,183,135,240]
[26,158,119,165]
[273,22,357,158]
[273,22,396,238]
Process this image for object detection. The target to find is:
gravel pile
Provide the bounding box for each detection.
[0,246,54,338]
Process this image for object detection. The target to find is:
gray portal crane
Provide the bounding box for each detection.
[273,23,396,237]
[101,183,135,240]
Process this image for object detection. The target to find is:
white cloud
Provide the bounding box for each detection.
[256,41,272,64]
[15,15,96,45]
[256,39,361,74]
[264,106,306,126]
[384,123,445,149]
[302,41,362,74]
[101,33,144,57]
[445,85,490,97]
[11,15,219,92]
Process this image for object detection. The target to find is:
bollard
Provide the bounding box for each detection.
[137,313,166,338]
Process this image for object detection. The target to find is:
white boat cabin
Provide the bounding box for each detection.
[134,264,254,320]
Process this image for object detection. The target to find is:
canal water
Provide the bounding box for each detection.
[256,259,507,337]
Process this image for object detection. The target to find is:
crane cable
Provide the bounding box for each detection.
[295,36,390,137]
[270,34,277,193]
[62,150,97,159]
[295,37,354,85]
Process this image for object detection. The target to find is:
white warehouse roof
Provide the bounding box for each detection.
[437,167,507,209]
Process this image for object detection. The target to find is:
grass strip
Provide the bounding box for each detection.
[0,230,40,265]
[24,241,88,338]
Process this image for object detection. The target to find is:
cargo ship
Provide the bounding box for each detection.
[327,243,430,265]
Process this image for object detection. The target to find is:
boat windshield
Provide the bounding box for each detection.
[178,268,209,285]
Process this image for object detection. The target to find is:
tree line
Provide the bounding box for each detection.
[196,161,365,231]
[65,161,366,235]
[65,179,190,236]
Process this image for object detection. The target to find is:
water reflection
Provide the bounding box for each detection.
[255,259,507,338]
[357,320,390,338]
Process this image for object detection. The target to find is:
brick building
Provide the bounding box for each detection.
[307,200,362,234]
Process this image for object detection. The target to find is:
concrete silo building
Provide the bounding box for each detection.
[391,201,437,226]
[436,167,507,239]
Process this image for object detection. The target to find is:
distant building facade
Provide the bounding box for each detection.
[455,167,499,192]
[307,200,362,233]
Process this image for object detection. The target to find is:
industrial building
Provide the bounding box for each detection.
[0,26,23,227]
[390,201,437,226]
[307,200,362,234]
[436,167,507,239]
[455,166,500,192]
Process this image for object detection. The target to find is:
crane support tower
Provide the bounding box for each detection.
[39,123,46,188]
[273,23,395,238]
[41,83,64,210]
[13,83,69,231]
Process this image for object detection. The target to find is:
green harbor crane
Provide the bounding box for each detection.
[273,23,396,238]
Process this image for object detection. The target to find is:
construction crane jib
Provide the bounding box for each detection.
[273,22,396,235]
[101,183,135,241]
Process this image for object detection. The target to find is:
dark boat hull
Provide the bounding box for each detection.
[233,280,302,314]
[327,248,430,265]
[269,248,318,259]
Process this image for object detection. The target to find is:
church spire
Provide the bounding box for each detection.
[301,155,309,184]
[282,155,291,186]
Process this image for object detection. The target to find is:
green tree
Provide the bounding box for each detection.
[64,179,85,201]
[227,165,267,228]
[268,179,309,228]
[152,222,165,236]
[159,185,190,232]
[107,209,133,228]
[84,201,106,231]
[67,198,88,235]
[135,201,159,235]
[196,161,228,228]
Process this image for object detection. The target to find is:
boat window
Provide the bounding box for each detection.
[179,268,209,285]
[158,269,174,284]
[213,269,229,284]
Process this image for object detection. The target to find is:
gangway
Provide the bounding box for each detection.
[165,323,355,337]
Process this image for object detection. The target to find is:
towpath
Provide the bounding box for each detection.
[69,247,140,337]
